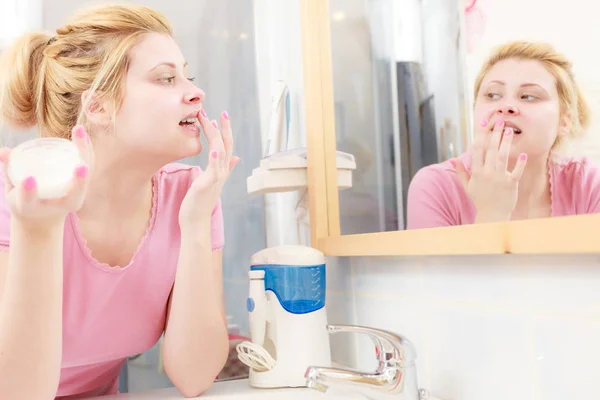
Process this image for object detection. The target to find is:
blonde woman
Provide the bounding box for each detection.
[0,4,240,399]
[407,41,599,229]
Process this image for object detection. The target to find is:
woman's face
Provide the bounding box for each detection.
[473,58,564,161]
[108,33,205,163]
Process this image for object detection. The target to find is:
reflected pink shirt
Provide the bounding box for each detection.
[407,152,600,229]
[0,163,225,399]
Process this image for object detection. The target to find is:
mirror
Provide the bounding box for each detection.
[328,0,470,234]
[326,0,600,236]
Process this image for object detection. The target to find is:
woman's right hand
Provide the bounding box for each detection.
[0,125,93,228]
[452,111,528,223]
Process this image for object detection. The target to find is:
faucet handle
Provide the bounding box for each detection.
[327,325,417,369]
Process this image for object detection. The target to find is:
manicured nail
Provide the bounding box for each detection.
[75,125,86,139]
[520,153,527,161]
[211,151,218,159]
[23,176,36,191]
[496,119,504,127]
[504,128,513,135]
[449,159,456,167]
[212,120,218,129]
[76,165,88,178]
[480,119,488,127]
[223,111,229,120]
[200,109,208,118]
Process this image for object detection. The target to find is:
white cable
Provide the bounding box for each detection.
[236,341,276,372]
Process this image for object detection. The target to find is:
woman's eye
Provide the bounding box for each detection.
[485,92,500,100]
[187,77,196,82]
[521,94,536,101]
[160,76,176,84]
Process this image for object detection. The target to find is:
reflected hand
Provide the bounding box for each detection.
[0,125,93,228]
[452,112,527,223]
[179,110,240,229]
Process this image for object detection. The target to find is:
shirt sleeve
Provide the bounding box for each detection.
[0,166,11,251]
[406,166,460,230]
[578,158,600,214]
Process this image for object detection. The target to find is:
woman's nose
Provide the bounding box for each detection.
[497,105,520,116]
[184,87,206,104]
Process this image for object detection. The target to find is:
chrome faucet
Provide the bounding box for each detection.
[304,325,429,400]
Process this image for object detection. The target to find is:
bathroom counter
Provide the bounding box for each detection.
[90,378,362,399]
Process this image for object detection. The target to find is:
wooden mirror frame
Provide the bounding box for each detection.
[299,0,600,256]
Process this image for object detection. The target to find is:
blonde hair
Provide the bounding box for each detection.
[0,3,172,139]
[473,41,590,147]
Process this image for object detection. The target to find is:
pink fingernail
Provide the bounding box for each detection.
[223,111,229,120]
[520,153,527,161]
[496,119,504,127]
[449,159,456,167]
[75,125,86,139]
[212,120,218,129]
[480,119,488,127]
[23,176,36,191]
[76,165,88,178]
[211,151,218,159]
[200,109,208,118]
[505,128,513,135]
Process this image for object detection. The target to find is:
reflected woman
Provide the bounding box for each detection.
[407,41,600,229]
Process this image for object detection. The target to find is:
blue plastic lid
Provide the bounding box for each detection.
[250,263,326,315]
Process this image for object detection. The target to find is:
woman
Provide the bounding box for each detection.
[0,4,239,399]
[407,40,600,229]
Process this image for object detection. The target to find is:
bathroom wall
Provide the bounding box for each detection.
[325,254,600,400]
[464,0,600,161]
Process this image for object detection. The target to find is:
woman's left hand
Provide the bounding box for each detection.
[179,109,240,231]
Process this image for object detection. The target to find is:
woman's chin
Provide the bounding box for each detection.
[179,139,203,159]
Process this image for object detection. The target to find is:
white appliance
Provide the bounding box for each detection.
[246,147,356,195]
[240,245,332,388]
[249,80,356,248]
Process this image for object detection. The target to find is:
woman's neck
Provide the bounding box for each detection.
[512,155,552,219]
[77,141,159,219]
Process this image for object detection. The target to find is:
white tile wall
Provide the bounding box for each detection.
[325,254,600,400]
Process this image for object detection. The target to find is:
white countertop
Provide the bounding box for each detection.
[90,378,360,399]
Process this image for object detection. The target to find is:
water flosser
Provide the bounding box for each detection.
[248,270,266,346]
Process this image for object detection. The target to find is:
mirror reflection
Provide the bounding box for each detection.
[331,0,600,233]
[330,0,469,234]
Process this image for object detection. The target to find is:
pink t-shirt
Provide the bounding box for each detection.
[407,152,600,229]
[0,163,225,399]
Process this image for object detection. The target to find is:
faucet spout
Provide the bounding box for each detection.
[304,325,429,400]
[305,365,404,395]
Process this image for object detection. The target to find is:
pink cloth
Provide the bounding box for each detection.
[407,152,600,229]
[0,163,224,399]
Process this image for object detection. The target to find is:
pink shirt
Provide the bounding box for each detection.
[407,152,600,229]
[0,163,224,399]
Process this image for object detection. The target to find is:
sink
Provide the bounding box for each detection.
[90,378,362,399]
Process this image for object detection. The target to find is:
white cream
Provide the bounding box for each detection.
[8,138,83,199]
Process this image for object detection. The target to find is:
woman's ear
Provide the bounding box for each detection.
[81,90,113,128]
[558,112,572,138]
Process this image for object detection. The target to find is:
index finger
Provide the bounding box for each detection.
[71,125,93,168]
[198,109,225,155]
[0,148,14,192]
[471,125,485,171]
[478,108,497,129]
